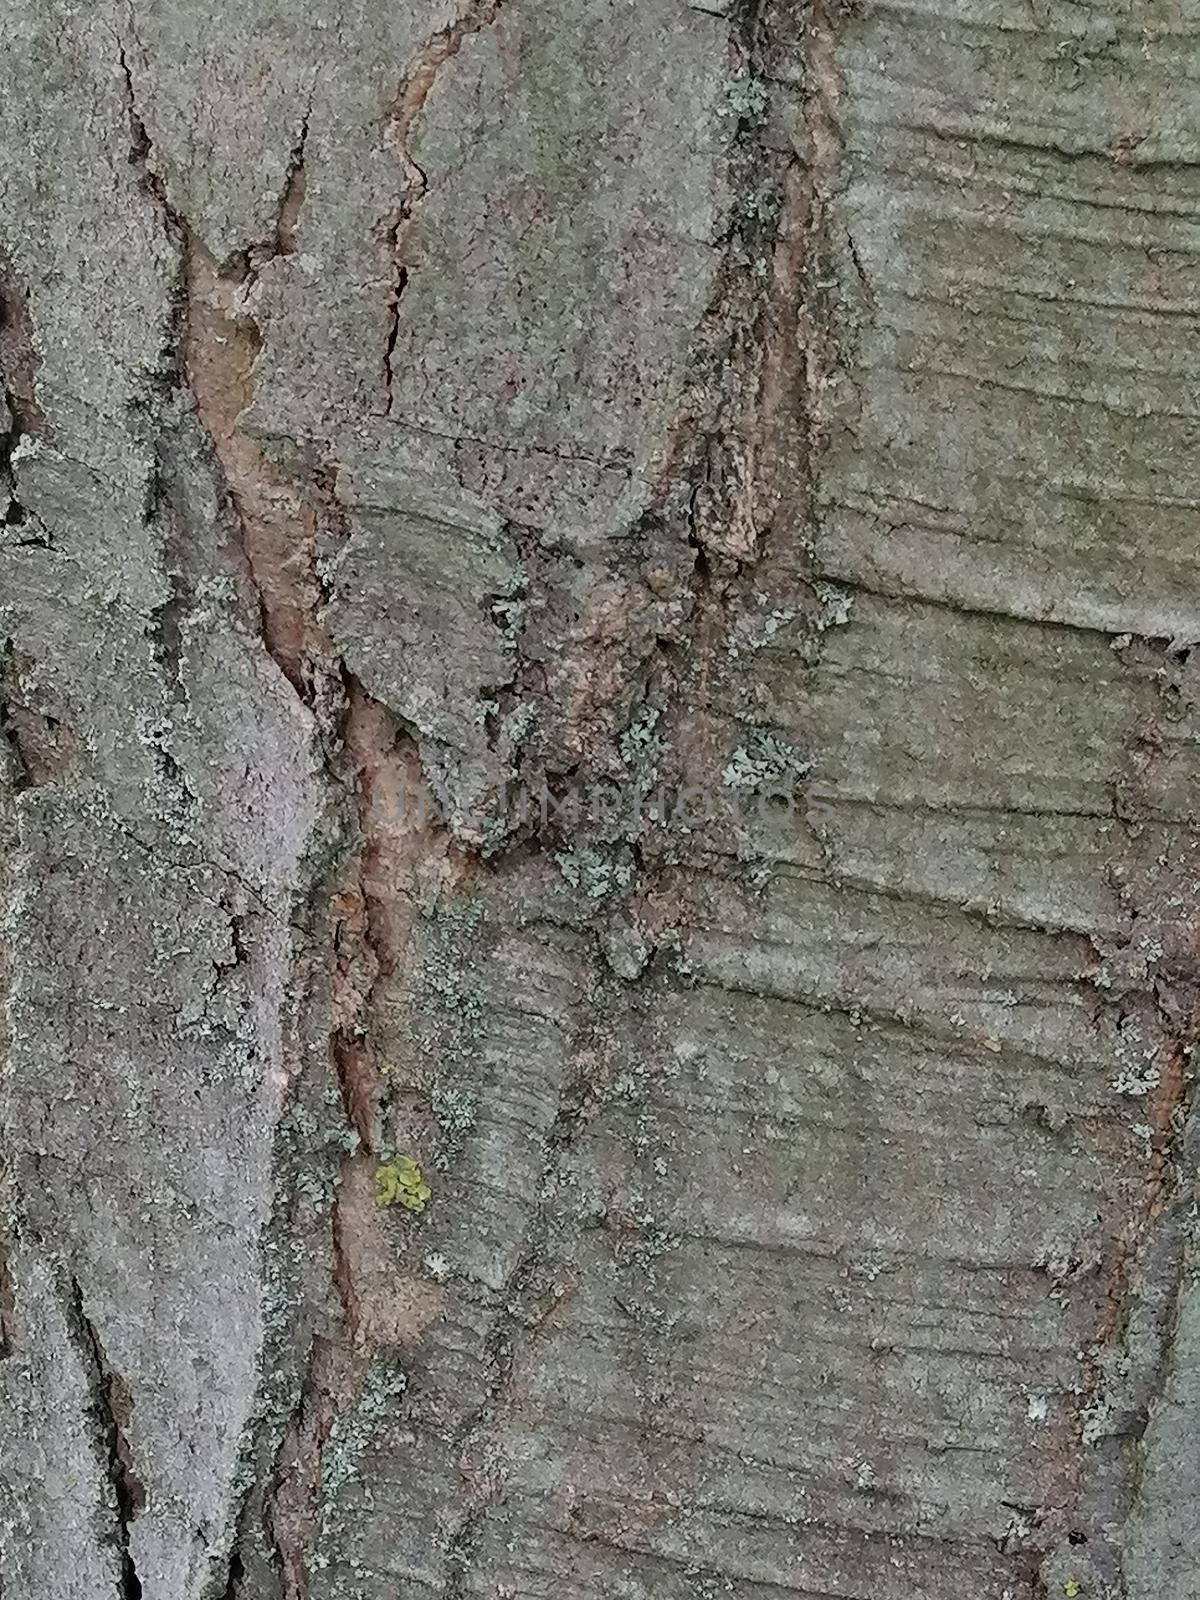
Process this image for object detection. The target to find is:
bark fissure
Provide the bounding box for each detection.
[268,1335,364,1600]
[0,1232,13,1359]
[1082,653,1200,1396]
[115,37,208,712]
[182,233,337,708]
[380,0,509,413]
[117,44,182,243]
[169,98,470,1583]
[0,256,44,540]
[273,103,312,261]
[267,686,452,1596]
[67,1279,146,1600]
[109,51,419,1595]
[0,687,30,796]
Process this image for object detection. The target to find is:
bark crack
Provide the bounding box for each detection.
[66,1278,146,1600]
[117,42,182,242]
[380,0,509,412]
[107,31,455,1599]
[0,1230,13,1359]
[266,689,452,1596]
[180,232,345,721]
[273,101,312,261]
[0,253,45,541]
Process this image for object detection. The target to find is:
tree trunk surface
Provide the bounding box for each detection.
[1,2,1198,1597]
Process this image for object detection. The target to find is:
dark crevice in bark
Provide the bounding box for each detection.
[117,44,180,235]
[0,255,45,543]
[145,428,195,696]
[172,166,454,1591]
[390,415,628,472]
[1054,633,1200,1574]
[109,32,449,1600]
[1091,724,1200,1337]
[380,0,510,413]
[1,396,34,539]
[0,686,29,797]
[247,791,381,1598]
[0,645,77,789]
[109,52,365,1598]
[66,1278,146,1600]
[0,257,45,439]
[180,232,346,722]
[116,39,205,716]
[579,0,835,914]
[0,1233,13,1359]
[449,0,822,1009]
[273,105,312,261]
[268,1333,363,1600]
[117,43,187,282]
[217,1551,245,1600]
[260,675,451,1597]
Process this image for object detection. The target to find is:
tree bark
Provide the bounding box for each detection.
[1,1,1198,1597]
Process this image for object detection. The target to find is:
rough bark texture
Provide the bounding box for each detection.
[1,2,1198,1598]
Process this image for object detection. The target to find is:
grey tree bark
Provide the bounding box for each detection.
[1,1,1198,1597]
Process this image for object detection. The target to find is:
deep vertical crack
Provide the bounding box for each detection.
[273,104,312,260]
[0,253,45,540]
[66,1279,145,1600]
[0,1233,13,1359]
[380,0,509,411]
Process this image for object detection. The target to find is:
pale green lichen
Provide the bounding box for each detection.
[423,1250,451,1283]
[501,702,538,747]
[374,1155,431,1212]
[1112,1059,1160,1098]
[728,606,798,657]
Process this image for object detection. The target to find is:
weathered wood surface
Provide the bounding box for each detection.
[1,1,1198,1597]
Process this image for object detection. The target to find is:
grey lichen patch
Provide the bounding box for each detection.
[617,701,668,809]
[317,1356,409,1505]
[555,844,637,902]
[430,1081,479,1171]
[721,727,812,793]
[598,915,652,981]
[409,893,488,1078]
[812,579,853,632]
[726,604,798,659]
[719,73,770,126]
